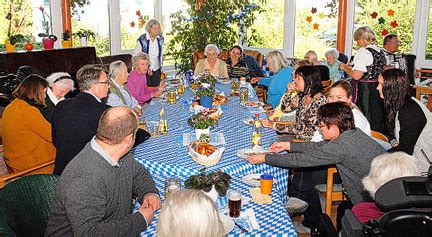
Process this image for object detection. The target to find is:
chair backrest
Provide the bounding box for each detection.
[0,174,59,236]
[415,85,432,111]
[192,49,230,71]
[244,49,264,67]
[371,130,389,143]
[99,54,133,73]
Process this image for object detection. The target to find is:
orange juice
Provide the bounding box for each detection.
[260,174,273,195]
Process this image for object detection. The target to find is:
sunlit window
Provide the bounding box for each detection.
[294,0,339,60]
[426,2,432,60]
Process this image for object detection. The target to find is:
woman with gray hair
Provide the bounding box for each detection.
[323,48,342,81]
[194,44,228,78]
[44,72,75,123]
[352,152,419,223]
[133,18,164,87]
[157,189,224,237]
[251,50,293,108]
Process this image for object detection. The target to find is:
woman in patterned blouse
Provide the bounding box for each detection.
[262,65,327,140]
[225,45,249,80]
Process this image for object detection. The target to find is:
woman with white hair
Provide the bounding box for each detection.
[250,50,293,108]
[194,44,228,78]
[44,72,75,123]
[323,48,342,81]
[352,152,419,223]
[339,26,386,133]
[133,19,164,87]
[157,189,224,237]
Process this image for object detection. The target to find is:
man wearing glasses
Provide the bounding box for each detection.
[382,34,402,69]
[52,64,110,175]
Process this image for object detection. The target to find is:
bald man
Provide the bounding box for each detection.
[47,107,161,236]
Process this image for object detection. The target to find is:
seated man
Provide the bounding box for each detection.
[52,65,110,175]
[107,60,143,116]
[247,102,386,231]
[46,107,161,236]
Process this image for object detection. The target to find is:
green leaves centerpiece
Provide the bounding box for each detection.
[187,108,218,129]
[195,73,217,97]
[185,168,231,196]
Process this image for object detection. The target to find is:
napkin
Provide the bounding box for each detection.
[236,208,260,231]
[249,188,272,204]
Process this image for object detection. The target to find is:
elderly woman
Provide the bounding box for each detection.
[225,45,249,79]
[304,50,321,65]
[133,19,164,87]
[322,48,342,81]
[377,69,432,174]
[127,52,163,104]
[352,152,419,223]
[248,102,386,231]
[251,50,293,108]
[339,26,386,133]
[107,60,142,116]
[194,44,228,78]
[2,75,56,172]
[262,65,326,140]
[157,189,224,237]
[43,72,75,123]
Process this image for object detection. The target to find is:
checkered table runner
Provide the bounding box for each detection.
[139,172,297,236]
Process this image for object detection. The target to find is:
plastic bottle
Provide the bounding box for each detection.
[252,113,262,149]
[159,105,168,134]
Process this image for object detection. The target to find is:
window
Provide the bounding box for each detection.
[71,0,110,56]
[294,0,339,59]
[354,0,416,54]
[426,2,432,60]
[248,0,285,49]
[120,0,155,51]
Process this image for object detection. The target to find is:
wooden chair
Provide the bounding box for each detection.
[0,160,54,188]
[371,130,389,143]
[414,85,432,111]
[244,49,264,67]
[314,166,346,217]
[191,49,229,71]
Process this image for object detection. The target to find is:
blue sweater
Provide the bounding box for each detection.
[258,66,293,108]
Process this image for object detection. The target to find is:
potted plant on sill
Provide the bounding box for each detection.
[62,29,72,48]
[185,168,231,202]
[5,34,25,53]
[74,29,96,47]
[187,108,218,140]
[37,6,57,50]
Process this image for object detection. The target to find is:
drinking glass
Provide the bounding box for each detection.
[240,86,248,105]
[167,90,177,104]
[165,177,181,199]
[138,118,146,130]
[228,190,242,218]
[231,78,240,94]
[147,121,160,137]
[177,84,185,95]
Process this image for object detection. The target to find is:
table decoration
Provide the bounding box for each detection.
[188,108,218,140]
[185,168,231,202]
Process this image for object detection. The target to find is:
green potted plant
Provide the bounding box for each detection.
[37,6,57,50]
[188,108,218,140]
[62,29,72,48]
[185,168,231,202]
[195,74,216,108]
[74,29,96,46]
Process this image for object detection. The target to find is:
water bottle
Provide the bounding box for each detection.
[252,114,262,149]
[159,105,168,134]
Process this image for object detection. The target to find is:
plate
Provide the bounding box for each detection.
[217,78,231,84]
[242,118,254,126]
[219,213,235,234]
[242,174,261,187]
[236,148,269,159]
[245,101,264,108]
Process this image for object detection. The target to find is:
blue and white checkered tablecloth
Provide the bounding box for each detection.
[140,173,297,236]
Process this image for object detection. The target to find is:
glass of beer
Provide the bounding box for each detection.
[231,78,240,94]
[228,190,242,218]
[240,86,249,105]
[138,118,146,130]
[177,84,185,95]
[165,177,181,199]
[167,90,177,104]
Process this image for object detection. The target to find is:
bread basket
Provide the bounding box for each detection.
[188,142,224,166]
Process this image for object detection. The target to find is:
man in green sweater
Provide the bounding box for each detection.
[247,102,386,231]
[46,107,161,236]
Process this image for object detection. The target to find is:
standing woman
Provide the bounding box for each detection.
[339,26,386,133]
[133,19,164,87]
[225,45,249,79]
[377,69,432,174]
[2,75,56,172]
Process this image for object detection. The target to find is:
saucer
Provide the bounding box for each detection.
[236,148,269,159]
[242,174,261,187]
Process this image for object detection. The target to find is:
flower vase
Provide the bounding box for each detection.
[202,185,218,203]
[42,38,55,50]
[200,95,213,108]
[5,40,15,53]
[62,40,72,48]
[80,37,87,46]
[195,127,210,140]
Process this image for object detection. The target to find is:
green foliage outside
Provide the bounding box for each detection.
[1,0,33,49]
[72,20,110,56]
[167,0,263,73]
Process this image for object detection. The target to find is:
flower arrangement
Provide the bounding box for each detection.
[195,73,217,97]
[187,108,218,129]
[74,29,96,41]
[37,6,57,41]
[185,168,231,196]
[62,30,71,41]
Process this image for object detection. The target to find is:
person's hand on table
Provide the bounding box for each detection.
[269,142,291,153]
[133,105,143,117]
[138,206,155,224]
[159,81,166,90]
[151,91,162,98]
[142,194,162,211]
[250,77,261,84]
[261,118,273,128]
[246,153,266,164]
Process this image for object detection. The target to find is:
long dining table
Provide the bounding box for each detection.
[134,82,297,236]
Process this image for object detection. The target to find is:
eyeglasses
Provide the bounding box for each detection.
[97,81,110,87]
[389,40,401,44]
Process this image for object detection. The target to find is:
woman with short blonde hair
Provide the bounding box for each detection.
[157,189,224,237]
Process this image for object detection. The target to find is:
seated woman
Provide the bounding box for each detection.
[44,72,75,123]
[352,152,419,223]
[322,48,342,82]
[311,80,371,141]
[225,45,249,80]
[127,52,164,104]
[262,65,326,140]
[2,75,56,172]
[247,102,386,230]
[157,189,224,237]
[250,50,293,108]
[194,44,228,78]
[377,69,432,174]
[304,50,321,65]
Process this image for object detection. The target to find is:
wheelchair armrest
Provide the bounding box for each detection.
[341,209,363,237]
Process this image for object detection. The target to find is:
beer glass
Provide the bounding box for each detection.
[165,177,181,199]
[231,78,240,94]
[240,86,248,105]
[228,190,242,218]
[167,90,177,104]
[177,84,185,95]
